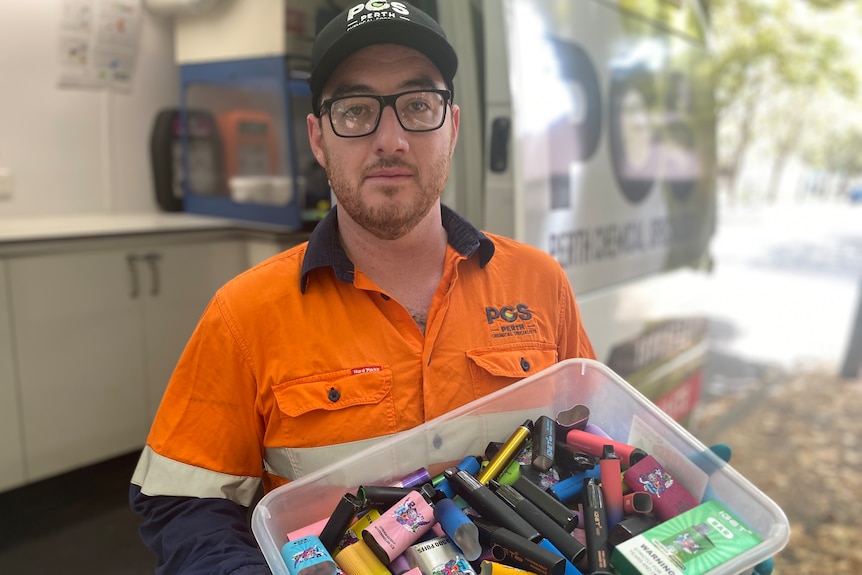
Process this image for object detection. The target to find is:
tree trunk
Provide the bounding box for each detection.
[725,94,759,202]
[765,113,804,203]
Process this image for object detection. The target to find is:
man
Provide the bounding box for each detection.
[130,3,594,573]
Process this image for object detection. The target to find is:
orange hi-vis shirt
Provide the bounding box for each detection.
[132,206,594,506]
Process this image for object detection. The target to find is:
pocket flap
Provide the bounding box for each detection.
[466,343,558,377]
[273,366,392,417]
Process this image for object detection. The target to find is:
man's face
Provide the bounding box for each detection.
[307,44,460,240]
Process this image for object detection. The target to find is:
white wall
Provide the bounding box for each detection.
[0,1,178,218]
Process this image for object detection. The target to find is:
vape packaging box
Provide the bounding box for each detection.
[611,500,763,575]
[623,455,699,521]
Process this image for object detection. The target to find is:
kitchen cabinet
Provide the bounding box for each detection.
[7,237,246,482]
[0,261,26,491]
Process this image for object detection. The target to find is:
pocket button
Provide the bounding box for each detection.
[328,387,341,402]
[520,357,530,372]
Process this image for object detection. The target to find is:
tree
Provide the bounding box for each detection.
[710,0,860,202]
[801,128,862,198]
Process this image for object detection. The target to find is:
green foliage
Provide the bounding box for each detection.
[802,128,862,174]
[710,0,862,193]
[804,0,856,8]
[714,0,858,112]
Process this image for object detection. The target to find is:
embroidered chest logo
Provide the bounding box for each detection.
[485,303,538,339]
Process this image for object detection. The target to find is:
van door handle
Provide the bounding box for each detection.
[126,254,141,299]
[143,252,162,297]
[489,117,511,173]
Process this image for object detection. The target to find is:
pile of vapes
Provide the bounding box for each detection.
[280,405,699,575]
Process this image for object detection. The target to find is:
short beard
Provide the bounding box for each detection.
[324,152,451,241]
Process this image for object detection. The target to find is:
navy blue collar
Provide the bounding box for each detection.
[300,205,495,293]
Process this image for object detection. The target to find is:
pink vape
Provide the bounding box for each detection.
[622,455,699,521]
[564,429,647,467]
[599,445,624,529]
[361,485,437,564]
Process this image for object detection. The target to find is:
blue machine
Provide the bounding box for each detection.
[178,55,315,229]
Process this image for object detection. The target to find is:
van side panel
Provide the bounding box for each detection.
[502,0,716,293]
[455,0,716,422]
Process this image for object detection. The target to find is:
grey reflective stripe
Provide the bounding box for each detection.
[264,435,393,481]
[262,411,540,482]
[131,446,261,507]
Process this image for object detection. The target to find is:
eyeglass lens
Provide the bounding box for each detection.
[328,91,447,137]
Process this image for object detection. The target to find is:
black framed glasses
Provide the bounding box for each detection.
[320,89,452,138]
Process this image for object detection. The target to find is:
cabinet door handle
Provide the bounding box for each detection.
[126,254,141,299]
[144,252,162,297]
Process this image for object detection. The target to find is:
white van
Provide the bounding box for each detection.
[436,0,716,423]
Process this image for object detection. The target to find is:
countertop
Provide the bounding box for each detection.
[0,212,312,258]
[0,212,305,244]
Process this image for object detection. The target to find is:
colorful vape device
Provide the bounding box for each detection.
[565,429,647,467]
[319,492,366,552]
[473,517,566,575]
[433,456,481,499]
[479,560,540,575]
[362,485,437,564]
[433,497,482,561]
[281,535,338,575]
[554,404,590,432]
[389,553,413,575]
[497,458,522,485]
[607,515,659,547]
[553,441,599,474]
[405,535,477,575]
[511,476,578,532]
[444,468,539,542]
[537,539,586,575]
[491,482,586,565]
[582,478,613,575]
[599,445,624,530]
[546,465,601,504]
[477,420,533,485]
[622,455,699,521]
[359,485,418,509]
[389,468,433,489]
[336,509,381,553]
[532,415,556,472]
[623,492,653,515]
[333,539,391,575]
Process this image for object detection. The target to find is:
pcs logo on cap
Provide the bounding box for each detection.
[347,1,410,23]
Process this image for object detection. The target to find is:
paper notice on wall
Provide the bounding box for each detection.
[57,0,142,92]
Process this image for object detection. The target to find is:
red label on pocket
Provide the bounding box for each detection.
[351,366,382,375]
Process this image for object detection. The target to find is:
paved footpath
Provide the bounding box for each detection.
[690,366,862,574]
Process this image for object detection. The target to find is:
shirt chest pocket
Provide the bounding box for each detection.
[466,342,558,398]
[272,366,397,447]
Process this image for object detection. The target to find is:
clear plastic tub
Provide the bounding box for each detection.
[251,358,790,575]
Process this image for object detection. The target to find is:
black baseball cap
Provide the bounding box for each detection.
[309,1,458,116]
